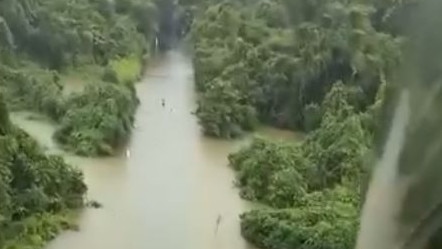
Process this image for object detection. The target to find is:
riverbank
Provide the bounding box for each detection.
[0,52,144,248]
[0,98,86,249]
[8,50,302,249]
[0,1,188,248]
[2,54,144,157]
[53,57,141,156]
[0,0,159,158]
[7,51,277,249]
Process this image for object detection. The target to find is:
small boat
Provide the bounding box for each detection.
[126,149,131,158]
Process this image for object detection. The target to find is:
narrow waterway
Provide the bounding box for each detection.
[12,51,257,249]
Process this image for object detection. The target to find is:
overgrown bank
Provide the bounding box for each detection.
[187,0,402,138]
[0,0,174,248]
[182,0,412,248]
[0,0,160,156]
[0,94,87,249]
[230,82,380,249]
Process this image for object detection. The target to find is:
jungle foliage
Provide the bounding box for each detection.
[0,0,164,247]
[186,0,412,248]
[189,0,402,138]
[240,187,359,249]
[54,82,138,156]
[228,75,381,249]
[0,0,161,156]
[0,94,86,249]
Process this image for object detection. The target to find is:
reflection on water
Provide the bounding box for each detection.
[10,51,288,249]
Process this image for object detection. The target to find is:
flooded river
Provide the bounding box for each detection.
[12,51,253,249]
[10,51,294,249]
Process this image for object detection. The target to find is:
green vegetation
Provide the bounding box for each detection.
[0,94,86,249]
[0,0,161,156]
[54,83,137,156]
[189,0,402,138]
[228,82,373,248]
[184,0,413,248]
[0,0,421,247]
[241,187,359,249]
[0,0,174,247]
[110,55,143,84]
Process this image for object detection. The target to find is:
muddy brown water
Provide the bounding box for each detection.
[11,51,295,249]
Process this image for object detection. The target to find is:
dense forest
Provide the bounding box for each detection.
[0,0,429,248]
[181,0,416,248]
[0,0,176,248]
[0,93,86,248]
[0,0,187,156]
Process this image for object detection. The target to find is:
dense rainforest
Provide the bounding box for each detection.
[0,0,427,248]
[181,0,417,248]
[0,93,86,248]
[0,0,180,248]
[0,0,186,156]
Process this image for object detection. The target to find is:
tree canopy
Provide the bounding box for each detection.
[0,94,86,249]
[190,0,402,138]
[0,0,166,156]
[186,0,412,248]
[0,0,168,247]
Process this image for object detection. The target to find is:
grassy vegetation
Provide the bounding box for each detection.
[110,55,143,84]
[2,211,80,249]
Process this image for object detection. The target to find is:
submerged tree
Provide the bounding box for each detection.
[0,95,86,249]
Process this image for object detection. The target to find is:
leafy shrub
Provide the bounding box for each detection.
[102,66,120,83]
[240,187,359,249]
[195,78,257,138]
[229,137,309,208]
[54,83,137,156]
[1,212,79,249]
[0,95,86,247]
[303,111,370,190]
[110,55,142,84]
[303,103,322,131]
[228,82,372,249]
[190,0,402,136]
[229,83,371,206]
[0,65,65,121]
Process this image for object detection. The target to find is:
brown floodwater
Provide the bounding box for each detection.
[11,51,294,249]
